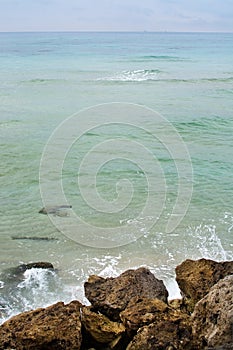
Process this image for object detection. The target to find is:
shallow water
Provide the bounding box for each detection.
[0,32,233,323]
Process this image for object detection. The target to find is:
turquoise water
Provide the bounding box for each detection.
[0,32,233,322]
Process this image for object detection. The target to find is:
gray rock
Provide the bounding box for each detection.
[39,205,72,215]
[11,236,58,241]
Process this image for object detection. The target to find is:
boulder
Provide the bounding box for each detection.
[0,300,82,350]
[120,296,194,349]
[175,258,233,312]
[120,297,168,332]
[126,317,194,350]
[192,275,233,349]
[81,306,125,344]
[84,267,168,321]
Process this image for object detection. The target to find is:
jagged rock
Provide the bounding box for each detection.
[81,306,125,344]
[175,258,233,312]
[126,316,194,350]
[120,297,169,332]
[192,275,233,349]
[169,298,185,310]
[0,301,82,350]
[120,296,192,335]
[84,267,168,321]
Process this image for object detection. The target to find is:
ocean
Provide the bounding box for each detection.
[0,32,233,323]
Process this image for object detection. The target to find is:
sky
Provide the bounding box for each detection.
[0,0,232,32]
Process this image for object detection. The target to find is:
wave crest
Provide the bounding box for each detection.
[98,69,161,82]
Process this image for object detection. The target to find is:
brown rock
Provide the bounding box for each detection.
[0,300,82,350]
[175,258,233,312]
[169,298,185,310]
[192,275,233,349]
[120,296,193,349]
[84,267,168,321]
[126,317,194,350]
[81,306,125,344]
[120,297,169,332]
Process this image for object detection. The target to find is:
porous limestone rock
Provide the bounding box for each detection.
[120,297,168,332]
[0,300,82,350]
[175,258,233,312]
[126,317,194,350]
[81,306,125,344]
[192,275,233,349]
[84,267,168,321]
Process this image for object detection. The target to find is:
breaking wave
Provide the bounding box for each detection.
[98,69,161,82]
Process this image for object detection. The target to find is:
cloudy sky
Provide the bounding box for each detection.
[0,0,232,32]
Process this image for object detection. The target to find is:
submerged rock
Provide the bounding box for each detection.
[39,205,72,216]
[11,236,58,241]
[192,275,233,349]
[84,267,168,321]
[175,258,233,312]
[0,301,82,350]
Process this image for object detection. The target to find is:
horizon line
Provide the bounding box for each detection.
[0,30,232,34]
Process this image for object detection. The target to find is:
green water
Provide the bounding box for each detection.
[0,32,232,322]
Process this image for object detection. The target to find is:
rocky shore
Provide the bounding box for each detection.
[0,258,232,350]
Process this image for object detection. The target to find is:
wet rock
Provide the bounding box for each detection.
[24,262,54,270]
[175,258,233,312]
[0,262,54,284]
[84,267,168,321]
[126,316,194,350]
[81,306,125,344]
[0,300,82,350]
[192,275,233,349]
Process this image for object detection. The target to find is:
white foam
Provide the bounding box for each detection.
[98,69,160,82]
[164,278,182,300]
[190,224,231,261]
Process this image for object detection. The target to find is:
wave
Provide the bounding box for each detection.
[97,69,161,82]
[176,115,231,130]
[98,71,233,83]
[0,119,21,129]
[155,77,233,84]
[21,78,66,84]
[132,55,187,62]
